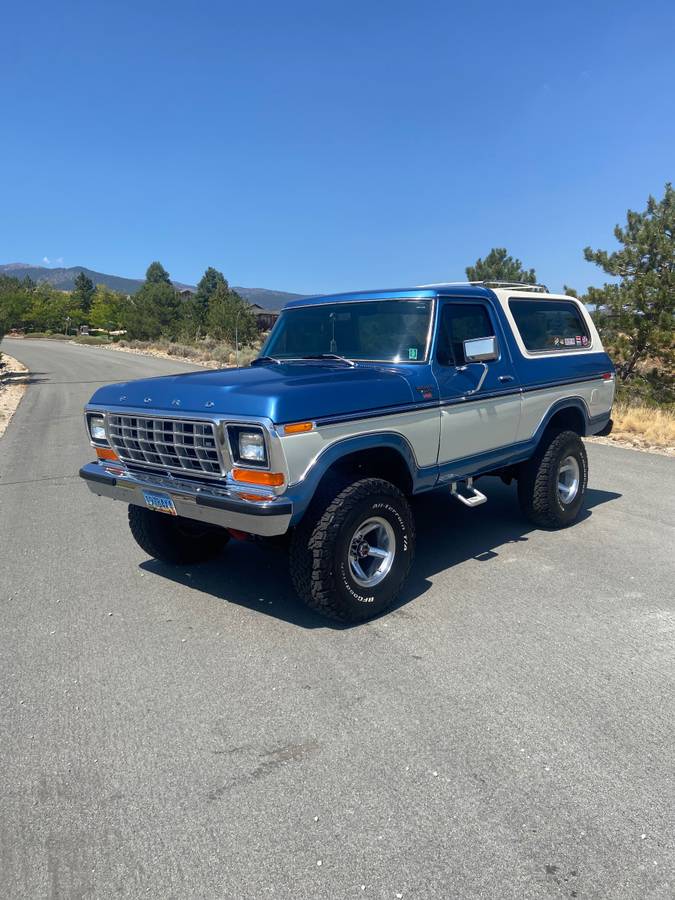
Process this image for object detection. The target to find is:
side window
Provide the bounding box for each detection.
[437,303,494,366]
[509,299,591,352]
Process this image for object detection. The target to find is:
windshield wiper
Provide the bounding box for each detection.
[250,355,282,366]
[299,354,357,367]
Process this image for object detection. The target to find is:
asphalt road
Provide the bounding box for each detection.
[1,338,673,900]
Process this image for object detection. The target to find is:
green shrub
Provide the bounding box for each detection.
[23,332,70,340]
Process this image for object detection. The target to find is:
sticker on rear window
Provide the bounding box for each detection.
[408,348,418,360]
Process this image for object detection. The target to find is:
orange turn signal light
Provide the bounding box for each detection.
[283,421,313,435]
[96,446,119,461]
[232,468,285,487]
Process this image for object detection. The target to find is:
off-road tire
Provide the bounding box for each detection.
[517,429,588,528]
[289,478,415,623]
[128,505,229,564]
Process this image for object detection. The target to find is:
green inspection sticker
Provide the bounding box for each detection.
[408,348,418,360]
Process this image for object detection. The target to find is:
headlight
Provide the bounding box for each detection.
[228,425,268,467]
[88,414,107,443]
[239,430,266,462]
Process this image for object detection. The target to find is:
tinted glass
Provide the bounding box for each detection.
[262,300,432,362]
[437,303,494,366]
[509,299,590,352]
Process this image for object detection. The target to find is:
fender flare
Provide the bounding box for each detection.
[287,431,419,523]
[534,396,590,441]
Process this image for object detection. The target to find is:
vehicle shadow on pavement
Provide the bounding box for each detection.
[140,479,621,629]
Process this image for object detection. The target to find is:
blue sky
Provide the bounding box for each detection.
[1,1,673,294]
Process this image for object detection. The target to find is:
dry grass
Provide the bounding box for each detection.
[100,338,261,369]
[591,402,675,455]
[613,403,675,446]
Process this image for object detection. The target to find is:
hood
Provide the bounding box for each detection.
[88,362,418,423]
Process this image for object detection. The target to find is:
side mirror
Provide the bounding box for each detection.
[463,335,498,363]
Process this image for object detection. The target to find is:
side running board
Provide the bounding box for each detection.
[450,477,487,508]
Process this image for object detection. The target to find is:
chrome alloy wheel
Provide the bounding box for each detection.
[348,516,396,588]
[557,455,580,505]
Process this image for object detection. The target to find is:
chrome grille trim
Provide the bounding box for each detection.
[107,414,225,478]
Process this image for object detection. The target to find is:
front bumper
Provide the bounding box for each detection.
[79,463,293,537]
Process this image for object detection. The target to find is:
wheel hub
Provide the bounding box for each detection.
[355,540,371,559]
[557,455,580,505]
[347,517,396,588]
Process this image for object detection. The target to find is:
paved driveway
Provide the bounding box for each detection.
[1,338,673,899]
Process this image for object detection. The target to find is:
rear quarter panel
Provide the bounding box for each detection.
[492,290,615,439]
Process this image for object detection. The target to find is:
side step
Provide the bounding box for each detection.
[450,477,487,508]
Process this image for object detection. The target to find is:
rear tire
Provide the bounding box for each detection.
[289,478,415,623]
[128,505,229,564]
[517,429,588,528]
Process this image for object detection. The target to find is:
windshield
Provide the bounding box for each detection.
[261,299,433,363]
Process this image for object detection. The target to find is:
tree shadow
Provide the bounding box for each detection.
[139,479,622,630]
[0,370,50,385]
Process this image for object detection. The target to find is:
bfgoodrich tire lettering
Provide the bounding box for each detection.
[289,478,415,623]
[517,430,588,528]
[128,505,229,564]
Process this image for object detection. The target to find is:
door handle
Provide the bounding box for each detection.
[498,375,515,383]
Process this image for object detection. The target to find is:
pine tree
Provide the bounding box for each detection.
[195,267,227,323]
[466,248,537,284]
[126,262,180,339]
[145,261,172,285]
[207,284,256,345]
[72,271,96,314]
[585,183,674,403]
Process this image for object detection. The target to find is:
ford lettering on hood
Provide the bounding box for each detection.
[88,361,419,423]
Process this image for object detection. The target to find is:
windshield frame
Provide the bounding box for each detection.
[261,296,437,365]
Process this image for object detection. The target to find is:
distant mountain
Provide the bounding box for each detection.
[0,263,307,310]
[0,263,147,296]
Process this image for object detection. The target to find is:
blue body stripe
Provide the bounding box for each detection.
[312,373,611,428]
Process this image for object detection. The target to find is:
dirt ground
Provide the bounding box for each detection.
[0,354,29,440]
[586,433,674,458]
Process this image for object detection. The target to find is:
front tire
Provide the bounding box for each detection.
[128,505,229,564]
[517,429,588,528]
[289,478,415,623]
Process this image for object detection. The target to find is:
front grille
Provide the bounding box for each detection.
[107,414,224,478]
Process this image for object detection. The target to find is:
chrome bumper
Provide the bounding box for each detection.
[79,463,293,537]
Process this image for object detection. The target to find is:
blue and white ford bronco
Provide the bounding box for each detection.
[81,282,615,622]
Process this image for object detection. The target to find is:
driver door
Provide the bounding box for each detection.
[433,299,520,470]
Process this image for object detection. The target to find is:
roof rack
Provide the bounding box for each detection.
[469,280,549,293]
[417,280,549,293]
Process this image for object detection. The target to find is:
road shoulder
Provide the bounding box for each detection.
[586,434,674,458]
[0,354,29,440]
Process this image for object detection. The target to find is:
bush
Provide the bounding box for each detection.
[23,332,70,340]
[166,343,201,359]
[108,335,263,368]
[614,373,674,408]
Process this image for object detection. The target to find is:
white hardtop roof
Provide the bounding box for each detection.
[417,281,578,302]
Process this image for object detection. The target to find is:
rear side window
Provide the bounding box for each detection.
[437,303,494,365]
[509,299,591,352]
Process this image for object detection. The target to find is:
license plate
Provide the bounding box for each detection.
[142,491,177,516]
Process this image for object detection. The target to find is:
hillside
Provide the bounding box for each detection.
[0,263,306,310]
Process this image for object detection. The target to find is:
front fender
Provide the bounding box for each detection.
[285,431,422,525]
